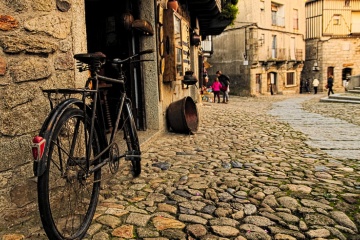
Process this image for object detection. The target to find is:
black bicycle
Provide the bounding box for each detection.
[31,49,153,239]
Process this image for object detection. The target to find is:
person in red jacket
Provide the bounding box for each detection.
[216,70,230,103]
[211,77,222,103]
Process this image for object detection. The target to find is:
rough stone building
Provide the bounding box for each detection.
[303,0,360,92]
[209,0,306,96]
[0,0,230,230]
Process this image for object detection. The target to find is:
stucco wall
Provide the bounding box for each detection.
[209,30,251,96]
[0,0,87,229]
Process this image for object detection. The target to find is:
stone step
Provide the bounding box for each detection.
[320,93,360,104]
[348,89,360,94]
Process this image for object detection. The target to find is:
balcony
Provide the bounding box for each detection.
[268,48,286,61]
[271,16,285,27]
[295,49,303,61]
[201,37,213,57]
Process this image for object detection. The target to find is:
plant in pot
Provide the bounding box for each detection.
[220,0,239,25]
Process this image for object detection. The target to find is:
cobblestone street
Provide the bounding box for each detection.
[3,94,360,240]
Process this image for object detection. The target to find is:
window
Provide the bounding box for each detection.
[333,14,341,25]
[286,72,295,86]
[271,35,277,58]
[271,4,277,25]
[351,12,360,33]
[293,9,299,30]
[271,3,285,26]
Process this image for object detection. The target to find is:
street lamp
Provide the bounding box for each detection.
[312,61,320,71]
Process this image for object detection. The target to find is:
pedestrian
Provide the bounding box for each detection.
[305,79,310,93]
[203,75,209,89]
[211,77,222,103]
[312,78,319,94]
[300,79,304,93]
[216,70,230,103]
[327,75,334,96]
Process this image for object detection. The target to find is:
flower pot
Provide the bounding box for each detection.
[167,0,179,11]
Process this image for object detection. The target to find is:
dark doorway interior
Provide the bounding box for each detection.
[84,0,147,130]
[342,67,352,80]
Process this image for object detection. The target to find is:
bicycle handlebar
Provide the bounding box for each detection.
[112,49,154,64]
[97,74,124,84]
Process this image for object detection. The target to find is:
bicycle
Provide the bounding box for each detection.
[31,49,154,239]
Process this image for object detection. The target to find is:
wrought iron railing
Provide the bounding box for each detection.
[295,49,303,61]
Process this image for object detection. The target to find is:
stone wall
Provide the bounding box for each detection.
[303,38,360,92]
[0,0,85,229]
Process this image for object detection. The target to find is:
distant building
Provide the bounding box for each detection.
[210,0,306,96]
[303,0,360,92]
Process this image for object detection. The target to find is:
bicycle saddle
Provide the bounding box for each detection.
[74,52,106,65]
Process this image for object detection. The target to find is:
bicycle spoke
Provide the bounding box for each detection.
[38,108,101,239]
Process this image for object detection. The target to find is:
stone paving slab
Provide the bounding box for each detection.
[269,96,360,160]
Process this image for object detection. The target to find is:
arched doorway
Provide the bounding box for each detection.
[84,0,147,130]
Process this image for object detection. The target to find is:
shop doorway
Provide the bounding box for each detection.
[84,0,147,130]
[268,72,277,95]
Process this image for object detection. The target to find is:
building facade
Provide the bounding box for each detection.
[210,0,306,96]
[303,0,360,92]
[0,0,230,229]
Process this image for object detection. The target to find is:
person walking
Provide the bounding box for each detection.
[216,70,230,103]
[327,75,334,96]
[300,79,304,94]
[211,77,222,103]
[312,78,319,94]
[305,79,311,93]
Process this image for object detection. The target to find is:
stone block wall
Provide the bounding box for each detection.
[0,0,84,229]
[303,38,360,92]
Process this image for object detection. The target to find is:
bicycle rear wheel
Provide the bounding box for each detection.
[122,103,141,177]
[37,108,102,240]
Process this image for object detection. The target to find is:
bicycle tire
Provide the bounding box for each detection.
[37,108,102,240]
[122,103,141,177]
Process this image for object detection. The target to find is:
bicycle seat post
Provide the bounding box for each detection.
[118,63,125,80]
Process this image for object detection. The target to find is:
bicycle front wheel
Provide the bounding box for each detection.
[37,108,102,240]
[122,103,141,177]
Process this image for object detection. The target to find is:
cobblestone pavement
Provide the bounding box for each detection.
[2,93,360,240]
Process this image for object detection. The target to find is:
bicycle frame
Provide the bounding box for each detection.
[33,67,132,178]
[83,73,130,176]
[31,49,153,240]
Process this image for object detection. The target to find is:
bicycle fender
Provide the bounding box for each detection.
[33,98,85,177]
